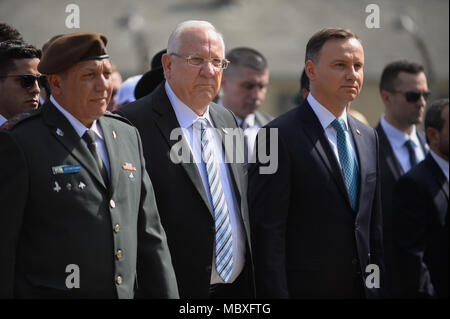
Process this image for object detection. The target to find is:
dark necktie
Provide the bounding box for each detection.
[404,139,419,169]
[82,129,109,185]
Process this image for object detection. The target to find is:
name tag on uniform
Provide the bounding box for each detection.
[52,164,81,175]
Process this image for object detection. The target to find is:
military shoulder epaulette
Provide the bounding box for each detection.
[0,108,42,131]
[104,111,132,126]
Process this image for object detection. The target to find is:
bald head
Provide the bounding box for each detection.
[167,20,225,56]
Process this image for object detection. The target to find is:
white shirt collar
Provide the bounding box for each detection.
[0,114,7,126]
[380,116,420,149]
[50,95,103,140]
[430,150,449,181]
[307,93,349,131]
[165,81,213,128]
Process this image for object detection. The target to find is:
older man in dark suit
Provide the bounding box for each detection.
[116,20,254,298]
[0,32,178,299]
[393,98,449,298]
[249,28,384,298]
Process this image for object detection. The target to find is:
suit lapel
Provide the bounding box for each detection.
[300,103,352,208]
[443,181,449,201]
[99,117,119,195]
[42,101,107,189]
[151,86,212,214]
[254,110,272,127]
[417,130,429,155]
[426,154,449,200]
[209,104,243,205]
[348,116,369,213]
[376,124,404,178]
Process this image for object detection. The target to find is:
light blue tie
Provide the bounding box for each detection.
[331,118,359,210]
[195,118,234,282]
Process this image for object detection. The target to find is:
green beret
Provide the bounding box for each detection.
[38,32,109,74]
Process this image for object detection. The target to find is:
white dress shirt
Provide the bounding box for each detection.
[307,94,359,169]
[0,114,7,126]
[430,150,449,181]
[165,82,245,284]
[380,116,426,174]
[50,95,111,177]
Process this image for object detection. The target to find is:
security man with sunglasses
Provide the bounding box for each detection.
[0,40,43,126]
[0,32,178,299]
[376,59,430,298]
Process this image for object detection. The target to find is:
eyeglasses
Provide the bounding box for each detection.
[392,90,431,103]
[170,52,230,69]
[0,74,48,89]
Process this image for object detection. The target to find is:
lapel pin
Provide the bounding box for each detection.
[56,128,64,136]
[66,183,72,191]
[53,181,61,193]
[356,129,361,135]
[79,181,86,190]
[122,162,137,171]
[112,130,117,139]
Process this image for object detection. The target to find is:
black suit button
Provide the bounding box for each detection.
[205,265,212,273]
[352,258,359,265]
[354,223,359,230]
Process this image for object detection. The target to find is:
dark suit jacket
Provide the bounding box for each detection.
[393,153,449,298]
[375,123,427,297]
[116,83,254,298]
[0,101,178,299]
[249,100,384,298]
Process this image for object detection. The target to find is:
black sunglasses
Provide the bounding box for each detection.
[392,90,431,103]
[0,74,48,89]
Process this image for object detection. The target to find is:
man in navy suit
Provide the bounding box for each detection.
[249,28,384,298]
[375,60,429,297]
[393,98,449,298]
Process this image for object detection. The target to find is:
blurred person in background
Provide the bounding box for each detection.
[393,98,448,298]
[0,40,42,126]
[107,63,122,111]
[219,47,273,162]
[376,60,429,297]
[0,22,23,42]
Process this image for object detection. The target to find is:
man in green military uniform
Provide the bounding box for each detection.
[0,32,179,299]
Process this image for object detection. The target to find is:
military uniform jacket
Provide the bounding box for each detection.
[0,100,178,299]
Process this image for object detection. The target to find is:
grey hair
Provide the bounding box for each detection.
[167,20,225,56]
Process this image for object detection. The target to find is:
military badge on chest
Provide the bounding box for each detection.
[51,164,87,192]
[122,162,136,180]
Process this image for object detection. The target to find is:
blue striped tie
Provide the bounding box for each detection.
[195,118,234,282]
[331,118,359,210]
